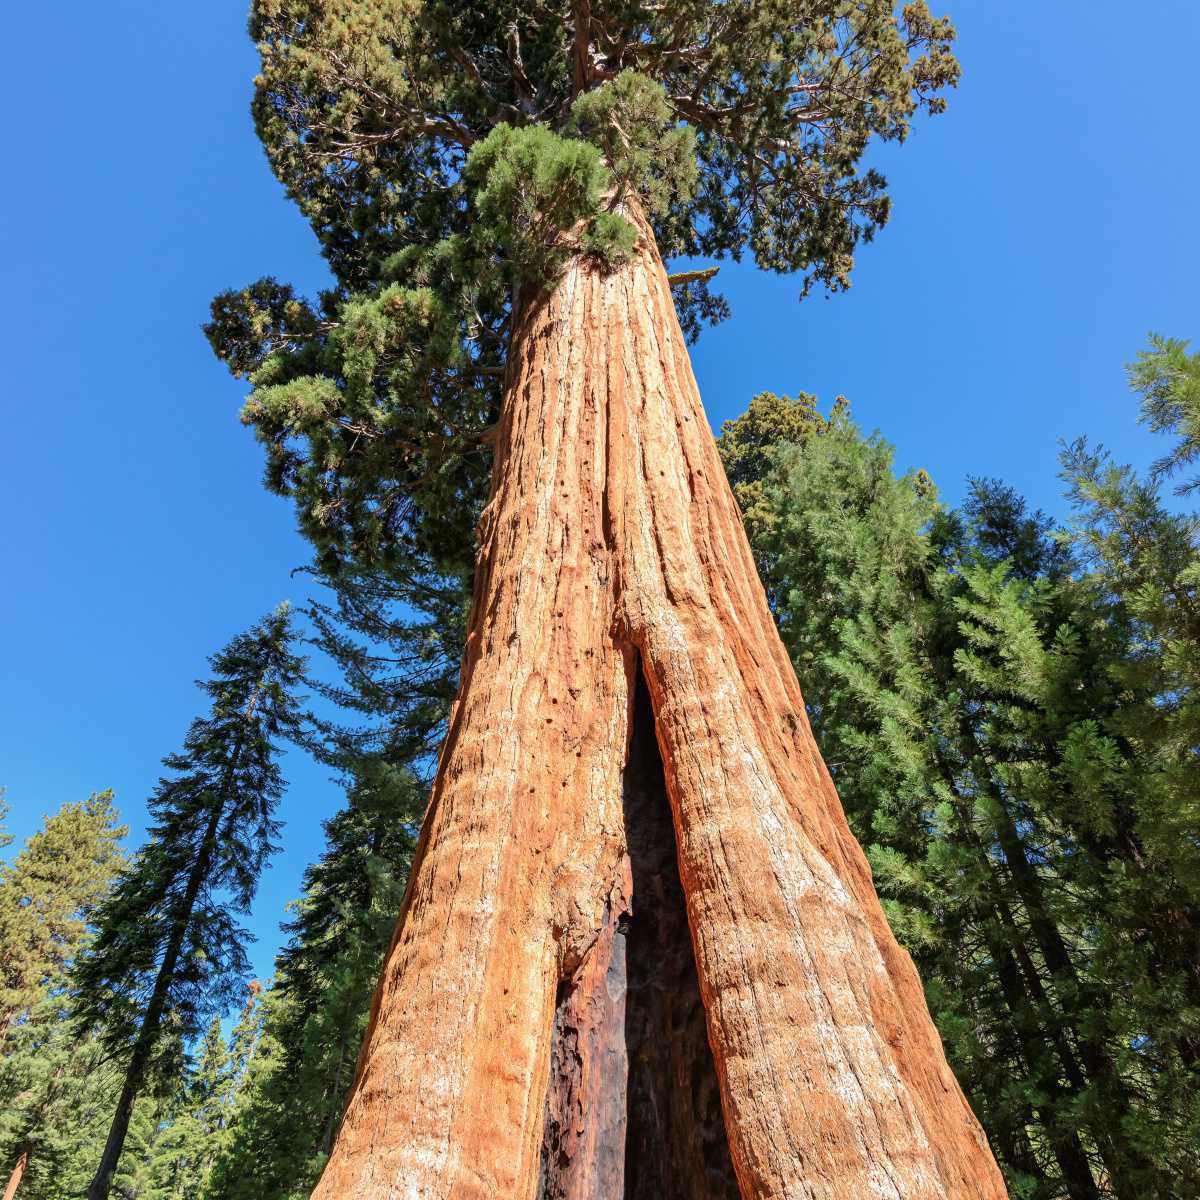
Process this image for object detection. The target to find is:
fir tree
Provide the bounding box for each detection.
[222,981,265,1115]
[1056,338,1200,1174]
[722,392,1200,1198]
[138,1018,231,1199]
[73,607,304,1200]
[0,795,126,1200]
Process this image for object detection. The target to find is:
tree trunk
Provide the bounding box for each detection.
[2,1146,28,1200]
[312,215,1007,1199]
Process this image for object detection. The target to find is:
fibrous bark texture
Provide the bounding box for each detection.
[312,216,1007,1200]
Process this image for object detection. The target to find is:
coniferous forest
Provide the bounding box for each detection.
[2,4,1198,1200]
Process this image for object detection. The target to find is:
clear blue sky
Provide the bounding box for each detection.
[2,1,1197,985]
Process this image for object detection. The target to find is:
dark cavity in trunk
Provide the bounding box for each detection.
[538,673,741,1200]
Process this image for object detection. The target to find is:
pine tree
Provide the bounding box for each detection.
[0,794,126,1200]
[207,6,1004,1197]
[204,760,423,1200]
[74,607,304,1200]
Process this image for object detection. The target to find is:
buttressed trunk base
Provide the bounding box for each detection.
[312,215,1007,1200]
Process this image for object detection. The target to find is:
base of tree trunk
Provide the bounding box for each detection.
[312,216,1007,1200]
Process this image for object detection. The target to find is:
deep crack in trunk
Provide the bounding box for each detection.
[537,673,739,1200]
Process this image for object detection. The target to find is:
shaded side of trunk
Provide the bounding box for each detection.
[619,676,740,1200]
[536,675,740,1200]
[312,216,1007,1200]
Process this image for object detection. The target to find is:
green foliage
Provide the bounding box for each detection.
[465,122,616,285]
[204,761,423,1200]
[716,389,829,581]
[1128,333,1200,493]
[579,210,640,271]
[205,280,324,379]
[568,70,698,222]
[0,792,126,1047]
[209,0,958,579]
[0,1004,122,1200]
[72,608,304,1196]
[720,372,1200,1198]
[0,796,127,1199]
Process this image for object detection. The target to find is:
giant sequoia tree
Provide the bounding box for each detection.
[209,4,1006,1196]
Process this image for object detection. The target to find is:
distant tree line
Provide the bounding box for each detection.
[0,336,1196,1198]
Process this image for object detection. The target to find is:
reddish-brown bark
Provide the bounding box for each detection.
[2,1146,28,1200]
[311,215,1007,1199]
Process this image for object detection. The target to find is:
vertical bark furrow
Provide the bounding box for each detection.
[536,673,740,1200]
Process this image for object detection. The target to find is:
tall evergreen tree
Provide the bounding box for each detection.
[204,760,423,1200]
[207,6,1004,1197]
[719,390,1200,1198]
[137,1018,232,1199]
[73,607,304,1200]
[222,981,265,1115]
[0,794,126,1200]
[1056,337,1200,1169]
[0,792,126,1048]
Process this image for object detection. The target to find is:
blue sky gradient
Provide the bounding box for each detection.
[3,0,1197,984]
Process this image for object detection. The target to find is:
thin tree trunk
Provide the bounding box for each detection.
[313,213,1007,1199]
[2,1146,28,1200]
[984,909,1100,1199]
[320,1037,350,1155]
[86,798,225,1200]
[937,774,1099,1195]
